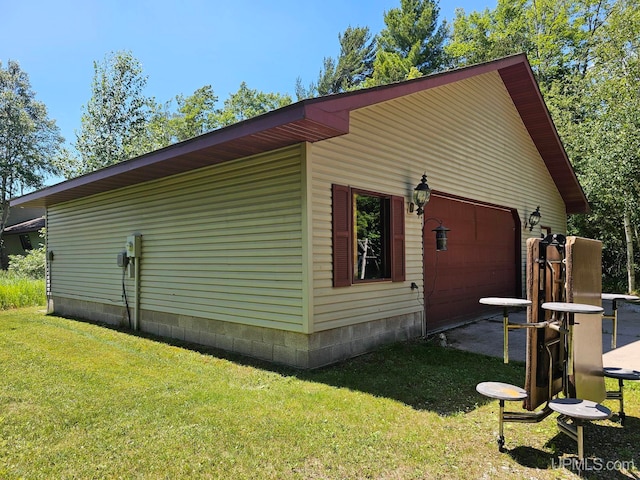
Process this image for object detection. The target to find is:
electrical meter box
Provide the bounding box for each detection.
[126,235,141,258]
[117,251,128,267]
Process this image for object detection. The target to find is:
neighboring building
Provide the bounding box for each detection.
[11,54,588,368]
[1,207,46,267]
[3,217,45,252]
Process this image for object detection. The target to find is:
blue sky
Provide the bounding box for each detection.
[2,0,492,165]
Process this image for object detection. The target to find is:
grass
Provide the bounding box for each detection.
[0,273,45,309]
[1,308,638,479]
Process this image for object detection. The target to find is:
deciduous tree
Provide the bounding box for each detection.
[142,85,219,149]
[74,51,150,174]
[172,85,218,141]
[0,60,62,248]
[216,82,291,127]
[446,0,639,290]
[572,0,640,291]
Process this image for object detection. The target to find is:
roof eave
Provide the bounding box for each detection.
[497,61,589,214]
[11,53,589,214]
[11,102,350,208]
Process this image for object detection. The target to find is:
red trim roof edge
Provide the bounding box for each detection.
[11,53,588,214]
[497,61,589,214]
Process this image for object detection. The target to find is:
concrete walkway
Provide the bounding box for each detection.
[444,299,640,372]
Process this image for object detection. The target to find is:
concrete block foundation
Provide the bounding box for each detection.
[49,296,423,369]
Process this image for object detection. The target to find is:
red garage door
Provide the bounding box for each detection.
[423,194,520,332]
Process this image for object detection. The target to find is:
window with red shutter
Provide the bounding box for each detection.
[332,184,352,287]
[332,184,405,286]
[390,195,406,282]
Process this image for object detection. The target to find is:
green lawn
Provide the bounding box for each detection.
[1,308,638,479]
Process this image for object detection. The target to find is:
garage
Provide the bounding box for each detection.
[423,193,520,332]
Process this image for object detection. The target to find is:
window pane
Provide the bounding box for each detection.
[354,193,387,280]
[19,234,33,250]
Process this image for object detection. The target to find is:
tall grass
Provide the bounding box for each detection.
[0,272,46,309]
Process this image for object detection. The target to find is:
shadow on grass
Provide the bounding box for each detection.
[190,335,527,416]
[499,418,640,479]
[507,446,555,469]
[541,417,640,479]
[57,313,525,416]
[133,329,640,475]
[44,314,640,476]
[292,338,527,416]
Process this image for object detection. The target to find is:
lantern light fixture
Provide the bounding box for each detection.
[413,173,431,216]
[432,223,451,251]
[526,206,541,231]
[423,217,450,251]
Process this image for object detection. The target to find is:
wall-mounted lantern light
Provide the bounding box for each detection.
[423,219,450,251]
[432,224,451,251]
[526,206,541,231]
[410,172,450,251]
[412,173,431,216]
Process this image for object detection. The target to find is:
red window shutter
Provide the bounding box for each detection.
[332,184,352,287]
[390,195,406,282]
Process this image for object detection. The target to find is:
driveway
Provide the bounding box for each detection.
[444,299,640,371]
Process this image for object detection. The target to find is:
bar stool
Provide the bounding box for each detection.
[548,398,611,461]
[541,302,611,461]
[479,297,532,363]
[603,367,640,425]
[476,381,528,451]
[601,293,639,349]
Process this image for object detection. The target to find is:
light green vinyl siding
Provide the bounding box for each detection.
[47,146,307,332]
[309,71,567,331]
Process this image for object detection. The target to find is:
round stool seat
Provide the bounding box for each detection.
[476,382,527,401]
[479,297,531,307]
[541,302,604,314]
[603,367,640,381]
[601,293,640,302]
[549,398,611,420]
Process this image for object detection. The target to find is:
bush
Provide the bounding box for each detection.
[8,244,46,279]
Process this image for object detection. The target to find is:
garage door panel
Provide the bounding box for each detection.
[423,195,518,332]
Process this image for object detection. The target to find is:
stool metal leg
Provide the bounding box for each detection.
[606,378,626,425]
[603,299,619,349]
[577,423,584,461]
[557,415,586,462]
[612,299,618,349]
[502,307,509,364]
[619,378,626,425]
[498,399,505,450]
